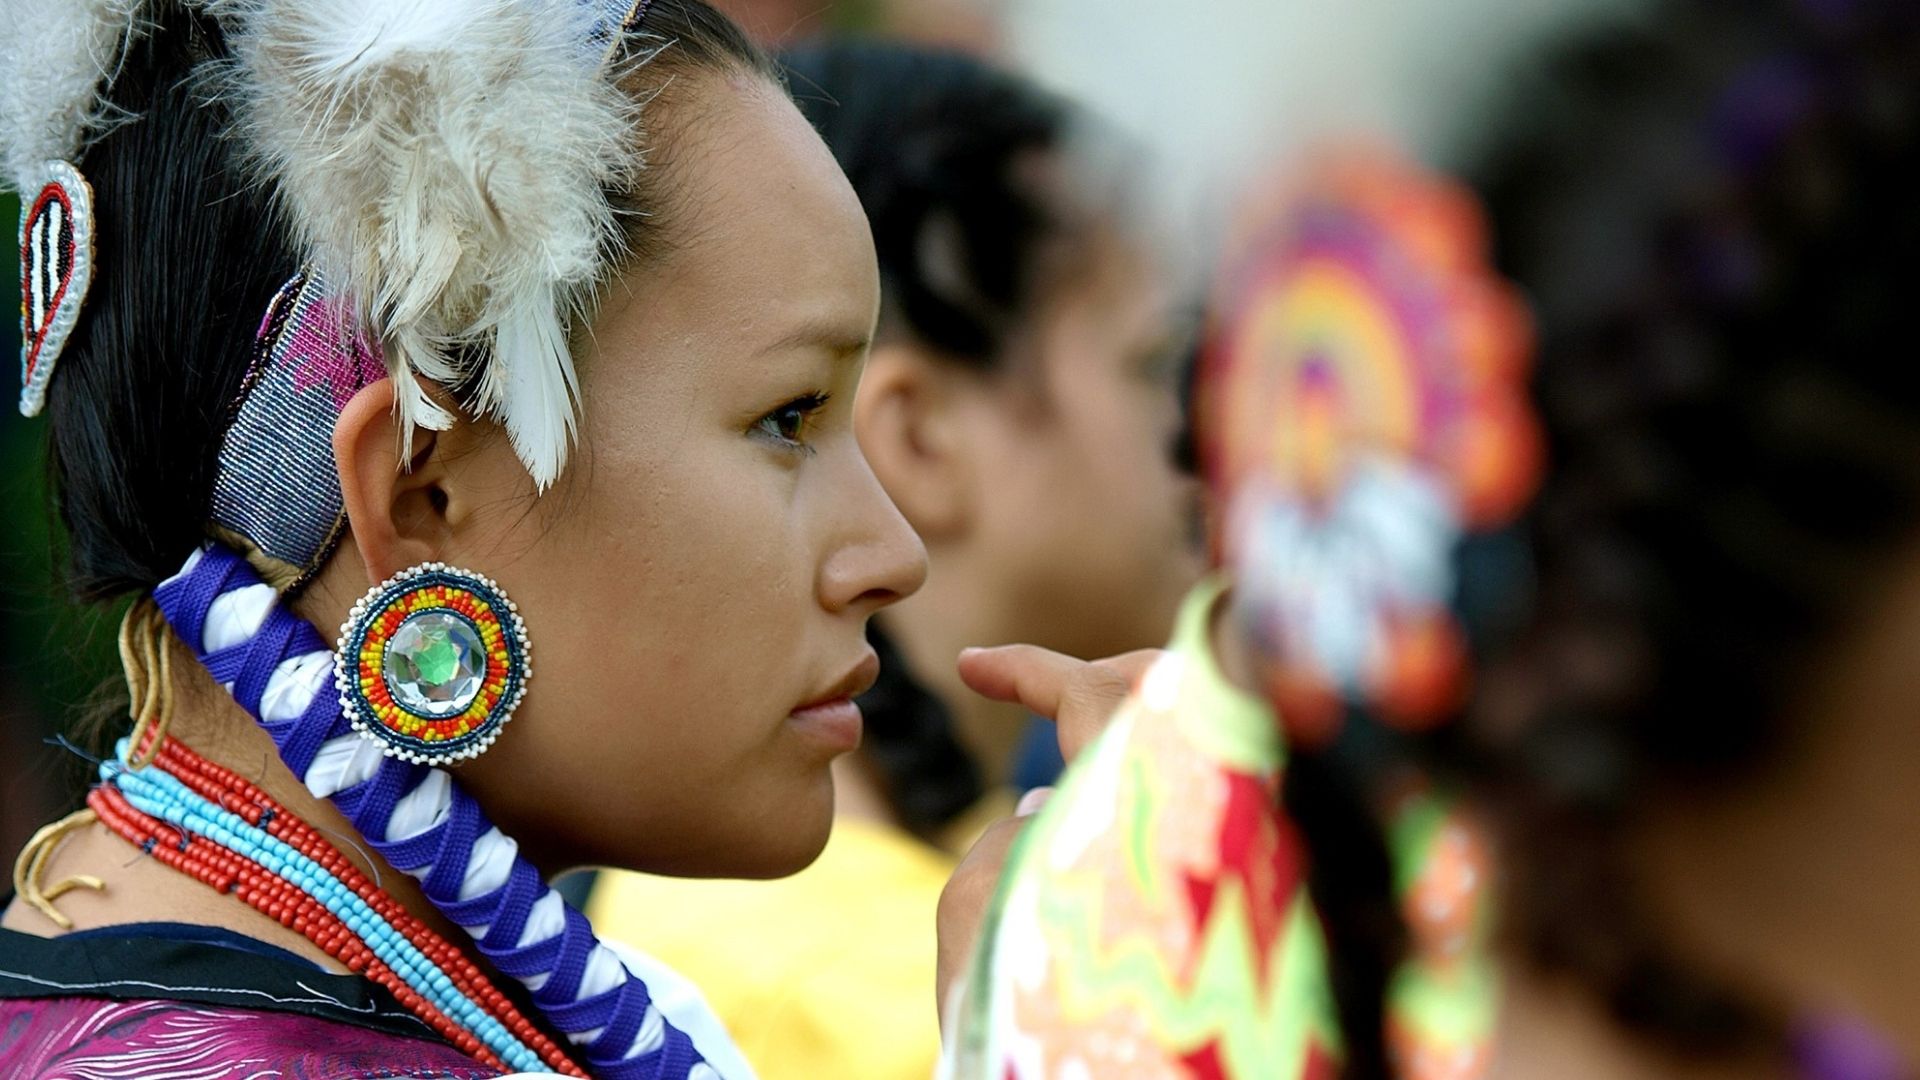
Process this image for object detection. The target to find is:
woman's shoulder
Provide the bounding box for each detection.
[0,995,506,1080]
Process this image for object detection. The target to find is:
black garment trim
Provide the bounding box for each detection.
[0,915,435,1040]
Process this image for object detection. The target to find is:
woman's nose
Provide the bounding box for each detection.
[818,458,929,617]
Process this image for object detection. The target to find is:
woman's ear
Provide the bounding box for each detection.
[333,378,450,583]
[854,344,975,542]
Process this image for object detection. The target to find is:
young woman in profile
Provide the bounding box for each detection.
[587,40,1201,1080]
[0,2,960,1077]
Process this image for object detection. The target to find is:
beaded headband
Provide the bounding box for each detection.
[208,269,384,586]
[1198,148,1543,743]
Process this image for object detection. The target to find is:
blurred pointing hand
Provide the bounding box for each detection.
[956,645,1161,763]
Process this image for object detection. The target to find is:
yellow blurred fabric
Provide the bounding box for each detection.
[587,817,961,1080]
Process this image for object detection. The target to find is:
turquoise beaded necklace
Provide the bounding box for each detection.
[101,738,547,1074]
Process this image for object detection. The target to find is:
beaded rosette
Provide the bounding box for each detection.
[1199,149,1542,738]
[335,564,531,764]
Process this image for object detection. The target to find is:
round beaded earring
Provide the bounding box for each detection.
[335,563,532,765]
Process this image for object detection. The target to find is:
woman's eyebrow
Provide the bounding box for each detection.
[757,317,872,360]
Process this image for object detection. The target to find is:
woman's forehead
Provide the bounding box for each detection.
[585,81,878,380]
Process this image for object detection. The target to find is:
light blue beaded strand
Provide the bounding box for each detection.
[103,745,546,1074]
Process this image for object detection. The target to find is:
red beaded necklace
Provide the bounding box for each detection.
[91,733,589,1078]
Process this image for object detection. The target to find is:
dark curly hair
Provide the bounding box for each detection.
[1280,0,1920,1073]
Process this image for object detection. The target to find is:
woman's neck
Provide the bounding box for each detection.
[1499,555,1920,1076]
[3,632,468,968]
[1626,557,1920,1070]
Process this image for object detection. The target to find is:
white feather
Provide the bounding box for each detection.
[219,0,637,488]
[0,0,146,194]
[495,289,582,490]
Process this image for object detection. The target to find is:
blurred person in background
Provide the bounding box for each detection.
[1454,0,1920,1071]
[941,0,1920,1077]
[589,39,1203,1080]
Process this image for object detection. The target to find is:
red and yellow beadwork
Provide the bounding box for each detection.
[334,563,531,764]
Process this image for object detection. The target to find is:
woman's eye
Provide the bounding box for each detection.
[753,393,831,451]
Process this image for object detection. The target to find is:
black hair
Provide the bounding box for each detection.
[1478,0,1920,1052]
[855,620,987,840]
[780,40,1108,839]
[1282,0,1920,1073]
[48,7,297,603]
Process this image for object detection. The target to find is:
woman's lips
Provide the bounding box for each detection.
[787,697,864,753]
[788,650,880,754]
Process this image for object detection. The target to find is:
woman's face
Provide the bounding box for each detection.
[427,73,925,878]
[959,227,1204,661]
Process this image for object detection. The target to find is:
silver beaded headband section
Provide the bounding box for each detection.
[210,269,385,582]
[593,0,652,60]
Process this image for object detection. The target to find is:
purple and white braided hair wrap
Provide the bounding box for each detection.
[153,544,747,1079]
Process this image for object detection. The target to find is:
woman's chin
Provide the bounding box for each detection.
[613,778,836,880]
[729,830,833,880]
[727,780,837,879]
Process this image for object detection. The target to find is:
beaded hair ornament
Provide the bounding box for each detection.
[16,159,93,416]
[1198,148,1543,743]
[4,0,116,418]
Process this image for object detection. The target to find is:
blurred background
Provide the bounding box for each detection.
[0,0,1642,901]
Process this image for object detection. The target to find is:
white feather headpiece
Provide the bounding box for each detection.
[220,0,642,489]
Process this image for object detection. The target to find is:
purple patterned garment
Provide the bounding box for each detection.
[0,996,506,1079]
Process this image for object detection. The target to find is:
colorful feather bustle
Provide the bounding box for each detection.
[1200,148,1541,739]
